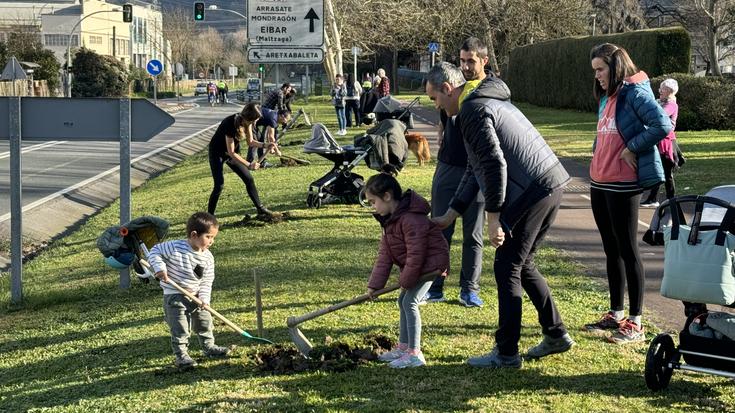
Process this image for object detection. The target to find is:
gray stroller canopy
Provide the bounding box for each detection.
[304,123,344,154]
[373,96,403,114]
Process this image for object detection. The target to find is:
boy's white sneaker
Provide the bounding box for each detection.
[388,351,426,368]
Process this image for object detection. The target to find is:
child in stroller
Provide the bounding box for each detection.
[643,185,735,390]
[303,119,408,208]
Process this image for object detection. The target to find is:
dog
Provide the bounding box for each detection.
[405,132,431,166]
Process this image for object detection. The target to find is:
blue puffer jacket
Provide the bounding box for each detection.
[610,72,672,187]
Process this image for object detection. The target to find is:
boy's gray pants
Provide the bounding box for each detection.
[163,293,215,356]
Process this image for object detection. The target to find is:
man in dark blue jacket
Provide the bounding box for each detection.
[422,37,489,308]
[427,62,574,369]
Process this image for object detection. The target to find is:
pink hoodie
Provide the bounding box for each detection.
[590,72,649,183]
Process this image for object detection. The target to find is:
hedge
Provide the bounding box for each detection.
[651,74,735,131]
[505,28,691,112]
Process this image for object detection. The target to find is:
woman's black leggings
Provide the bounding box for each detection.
[590,187,645,316]
[208,151,262,215]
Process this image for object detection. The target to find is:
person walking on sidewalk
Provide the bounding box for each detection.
[422,37,488,308]
[584,43,672,344]
[640,78,680,208]
[427,62,574,369]
[207,103,279,221]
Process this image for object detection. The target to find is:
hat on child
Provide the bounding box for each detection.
[661,79,678,95]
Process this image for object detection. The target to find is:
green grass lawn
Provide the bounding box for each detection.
[1,98,734,412]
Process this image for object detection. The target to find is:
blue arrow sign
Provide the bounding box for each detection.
[146,59,163,76]
[428,42,440,53]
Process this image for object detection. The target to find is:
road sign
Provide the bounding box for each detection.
[1,56,27,80]
[248,47,324,64]
[428,42,440,53]
[146,59,163,77]
[2,96,175,304]
[351,46,362,56]
[247,0,324,47]
[228,65,238,77]
[0,98,174,141]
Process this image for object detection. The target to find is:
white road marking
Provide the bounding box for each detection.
[0,122,219,224]
[0,140,68,160]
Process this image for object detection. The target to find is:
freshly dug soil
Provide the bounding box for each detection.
[252,334,394,374]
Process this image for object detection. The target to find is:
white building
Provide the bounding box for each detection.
[1,0,168,76]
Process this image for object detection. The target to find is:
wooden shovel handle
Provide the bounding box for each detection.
[286,271,440,327]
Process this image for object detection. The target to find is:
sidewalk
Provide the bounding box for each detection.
[409,104,681,333]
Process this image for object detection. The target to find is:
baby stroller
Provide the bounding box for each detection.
[643,185,735,390]
[370,96,418,129]
[303,120,408,208]
[97,216,169,283]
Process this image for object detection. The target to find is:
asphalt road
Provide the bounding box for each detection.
[0,98,238,222]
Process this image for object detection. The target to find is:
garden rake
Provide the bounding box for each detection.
[287,271,440,357]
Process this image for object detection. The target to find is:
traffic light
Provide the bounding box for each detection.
[194,2,205,21]
[122,4,132,23]
[258,64,264,73]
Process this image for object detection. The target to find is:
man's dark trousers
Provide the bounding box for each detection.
[494,188,568,356]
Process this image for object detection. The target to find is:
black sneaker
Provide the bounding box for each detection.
[174,353,198,369]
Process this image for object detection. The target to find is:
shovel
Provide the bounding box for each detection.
[139,259,273,345]
[287,271,440,357]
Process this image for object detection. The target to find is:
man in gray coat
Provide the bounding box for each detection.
[428,62,574,369]
[422,37,488,308]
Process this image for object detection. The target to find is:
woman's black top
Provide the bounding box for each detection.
[209,114,241,158]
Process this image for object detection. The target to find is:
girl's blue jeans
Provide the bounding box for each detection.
[397,280,433,350]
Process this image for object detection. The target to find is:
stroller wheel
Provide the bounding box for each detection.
[645,333,676,391]
[306,194,314,208]
[314,196,323,209]
[358,186,369,207]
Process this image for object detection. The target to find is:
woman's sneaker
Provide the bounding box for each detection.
[388,351,426,368]
[608,319,645,344]
[583,312,624,335]
[378,346,407,362]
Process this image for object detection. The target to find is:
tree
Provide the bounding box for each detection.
[693,0,735,76]
[191,28,224,78]
[162,6,198,92]
[591,0,648,34]
[4,32,61,92]
[645,0,735,75]
[71,48,128,97]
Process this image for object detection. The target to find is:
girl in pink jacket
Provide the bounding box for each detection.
[365,171,449,368]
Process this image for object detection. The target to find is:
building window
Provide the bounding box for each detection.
[89,35,103,45]
[44,34,79,47]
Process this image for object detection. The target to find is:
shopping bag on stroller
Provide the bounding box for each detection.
[656,195,735,305]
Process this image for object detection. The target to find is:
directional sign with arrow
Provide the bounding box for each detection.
[304,8,319,33]
[146,59,163,77]
[0,98,174,141]
[247,0,324,47]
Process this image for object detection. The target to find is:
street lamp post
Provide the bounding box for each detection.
[207,5,247,20]
[66,8,122,97]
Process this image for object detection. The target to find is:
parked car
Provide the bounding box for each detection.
[194,81,208,96]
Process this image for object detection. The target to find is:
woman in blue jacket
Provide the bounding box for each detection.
[584,43,671,344]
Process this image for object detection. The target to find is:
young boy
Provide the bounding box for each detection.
[148,211,231,369]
